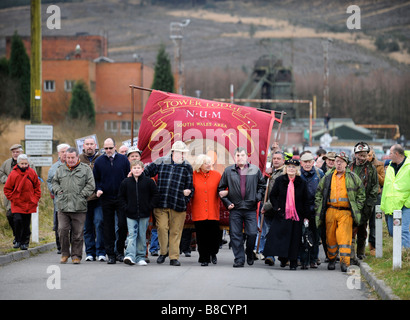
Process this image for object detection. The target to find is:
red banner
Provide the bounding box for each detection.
[138,90,280,174]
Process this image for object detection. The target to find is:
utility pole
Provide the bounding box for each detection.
[30,0,42,124]
[322,38,332,118]
[170,19,190,95]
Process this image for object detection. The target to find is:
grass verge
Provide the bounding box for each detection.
[363,221,410,300]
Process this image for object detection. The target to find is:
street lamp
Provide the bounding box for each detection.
[170,19,190,95]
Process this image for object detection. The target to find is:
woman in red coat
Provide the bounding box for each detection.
[191,154,222,266]
[4,154,41,250]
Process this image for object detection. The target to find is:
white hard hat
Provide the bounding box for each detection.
[354,142,370,153]
[127,146,142,156]
[171,141,189,152]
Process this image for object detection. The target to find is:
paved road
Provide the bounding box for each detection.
[0,240,372,302]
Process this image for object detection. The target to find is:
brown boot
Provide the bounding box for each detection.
[60,256,69,264]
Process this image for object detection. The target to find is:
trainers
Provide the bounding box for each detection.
[124,257,135,265]
[136,260,147,266]
[85,255,95,261]
[98,255,106,262]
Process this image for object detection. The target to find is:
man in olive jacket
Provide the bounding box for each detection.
[349,142,379,261]
[52,147,95,264]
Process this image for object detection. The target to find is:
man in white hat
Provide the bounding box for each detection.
[127,146,142,162]
[144,140,194,266]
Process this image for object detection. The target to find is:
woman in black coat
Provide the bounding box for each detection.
[263,159,309,270]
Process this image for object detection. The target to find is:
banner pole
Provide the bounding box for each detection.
[131,86,134,145]
[275,111,285,143]
[129,84,153,93]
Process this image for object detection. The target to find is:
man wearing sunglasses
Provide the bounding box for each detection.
[93,138,130,264]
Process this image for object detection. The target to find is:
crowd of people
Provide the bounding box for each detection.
[1,138,409,272]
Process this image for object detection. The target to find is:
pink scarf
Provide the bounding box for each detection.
[285,177,299,221]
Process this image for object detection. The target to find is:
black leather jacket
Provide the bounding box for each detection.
[218,163,266,211]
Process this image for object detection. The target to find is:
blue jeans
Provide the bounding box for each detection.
[386,206,410,248]
[254,215,272,252]
[125,217,149,262]
[84,202,105,257]
[149,228,159,253]
[255,214,275,262]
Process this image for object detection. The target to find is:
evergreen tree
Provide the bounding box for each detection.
[8,31,30,119]
[68,80,95,125]
[151,44,174,92]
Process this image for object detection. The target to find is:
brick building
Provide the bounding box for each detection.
[6,34,153,135]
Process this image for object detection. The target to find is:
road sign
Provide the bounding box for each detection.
[25,125,53,140]
[29,156,53,167]
[25,140,53,155]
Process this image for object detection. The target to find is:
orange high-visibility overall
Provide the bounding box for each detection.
[325,171,353,266]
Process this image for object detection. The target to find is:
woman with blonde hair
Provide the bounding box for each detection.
[263,159,309,270]
[191,154,222,266]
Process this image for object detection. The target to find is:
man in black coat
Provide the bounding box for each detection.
[218,147,266,268]
[93,138,130,264]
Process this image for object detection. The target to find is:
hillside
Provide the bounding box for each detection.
[1,0,409,73]
[1,0,409,137]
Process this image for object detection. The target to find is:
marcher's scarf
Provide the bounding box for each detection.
[67,160,81,171]
[285,177,299,221]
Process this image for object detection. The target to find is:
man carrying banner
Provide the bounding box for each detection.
[144,140,194,266]
[218,147,266,267]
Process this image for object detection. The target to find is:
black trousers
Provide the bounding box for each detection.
[101,197,127,258]
[13,213,31,244]
[194,220,220,263]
